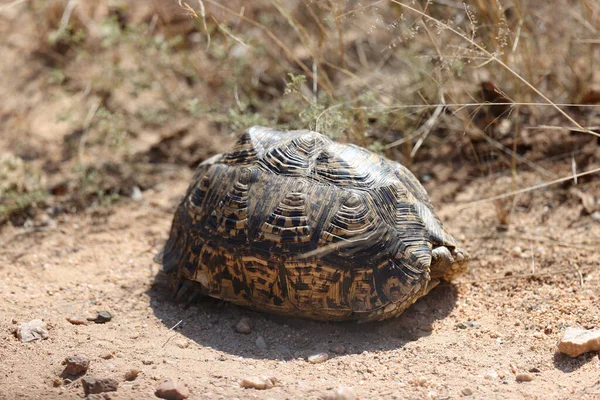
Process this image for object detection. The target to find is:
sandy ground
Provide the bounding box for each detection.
[1,1,600,399]
[1,156,600,399]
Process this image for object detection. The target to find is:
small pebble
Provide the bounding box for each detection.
[415,377,428,387]
[484,370,499,380]
[255,336,267,350]
[456,322,468,330]
[322,386,357,400]
[234,318,252,334]
[124,369,140,381]
[66,316,87,325]
[88,311,112,324]
[131,186,143,202]
[240,376,277,390]
[81,376,118,395]
[154,379,190,400]
[62,354,90,376]
[462,388,473,396]
[533,332,543,339]
[307,352,329,364]
[142,359,154,365]
[155,380,190,399]
[557,327,600,357]
[515,373,533,382]
[174,339,189,349]
[16,319,48,342]
[511,246,522,256]
[330,344,346,354]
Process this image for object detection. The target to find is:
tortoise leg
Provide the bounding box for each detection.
[430,246,454,280]
[425,278,440,295]
[430,246,469,281]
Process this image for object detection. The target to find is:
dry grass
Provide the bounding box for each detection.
[0,0,599,226]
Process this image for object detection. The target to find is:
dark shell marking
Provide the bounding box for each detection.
[159,126,465,321]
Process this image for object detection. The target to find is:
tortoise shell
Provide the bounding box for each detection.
[157,126,468,321]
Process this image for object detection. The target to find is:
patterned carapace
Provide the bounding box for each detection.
[157,126,468,321]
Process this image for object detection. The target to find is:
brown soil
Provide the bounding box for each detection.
[1,1,600,399]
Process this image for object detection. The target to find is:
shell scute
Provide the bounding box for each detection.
[158,126,466,321]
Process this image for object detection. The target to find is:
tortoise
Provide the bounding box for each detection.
[157,126,468,322]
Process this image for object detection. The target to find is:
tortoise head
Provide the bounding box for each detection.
[429,245,469,282]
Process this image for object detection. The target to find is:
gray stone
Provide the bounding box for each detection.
[255,336,267,350]
[81,376,118,395]
[17,319,48,342]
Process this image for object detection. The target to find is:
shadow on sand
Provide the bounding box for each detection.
[147,274,458,361]
[552,351,598,373]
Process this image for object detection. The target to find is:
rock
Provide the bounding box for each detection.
[174,339,189,349]
[66,316,87,325]
[462,387,473,396]
[124,369,140,381]
[255,336,267,350]
[515,373,533,382]
[307,352,329,364]
[17,319,49,342]
[240,376,277,390]
[330,344,346,354]
[322,386,357,400]
[81,377,119,395]
[131,186,143,202]
[87,311,112,324]
[511,246,523,257]
[61,354,90,376]
[557,327,600,357]
[484,370,499,380]
[155,380,190,399]
[234,318,252,334]
[456,322,468,330]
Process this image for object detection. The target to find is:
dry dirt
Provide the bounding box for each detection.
[1,1,600,399]
[2,138,600,400]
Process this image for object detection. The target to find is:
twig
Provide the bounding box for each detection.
[0,0,28,13]
[454,265,595,285]
[77,99,101,163]
[409,91,446,157]
[211,15,248,48]
[161,319,184,348]
[458,166,600,208]
[59,0,78,32]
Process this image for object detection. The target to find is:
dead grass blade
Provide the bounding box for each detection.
[459,166,600,208]
[454,264,595,285]
[198,0,334,97]
[390,1,600,139]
